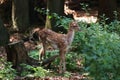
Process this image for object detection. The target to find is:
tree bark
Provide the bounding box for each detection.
[6,41,29,68]
[0,17,9,46]
[6,41,40,68]
[98,0,117,23]
[12,0,29,32]
[45,0,65,32]
[47,0,64,16]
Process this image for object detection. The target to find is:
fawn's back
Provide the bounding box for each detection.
[38,28,68,49]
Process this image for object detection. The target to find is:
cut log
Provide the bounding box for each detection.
[5,41,39,68]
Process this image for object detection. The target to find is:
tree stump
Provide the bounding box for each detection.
[5,39,58,68]
[6,41,28,68]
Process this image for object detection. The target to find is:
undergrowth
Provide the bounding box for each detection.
[21,14,120,79]
[1,10,120,80]
[0,58,16,80]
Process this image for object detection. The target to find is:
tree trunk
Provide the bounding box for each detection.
[12,0,29,32]
[45,0,65,32]
[0,17,9,46]
[98,0,117,23]
[47,0,64,16]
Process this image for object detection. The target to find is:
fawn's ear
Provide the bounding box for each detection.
[32,31,39,41]
[30,28,41,41]
[33,28,41,32]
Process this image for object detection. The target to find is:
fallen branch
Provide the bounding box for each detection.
[41,54,59,66]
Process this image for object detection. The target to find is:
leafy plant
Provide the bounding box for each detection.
[73,21,120,80]
[0,59,16,80]
[107,20,120,35]
[56,16,72,30]
[19,63,50,78]
[66,52,82,71]
[99,11,120,35]
[19,63,34,77]
[80,3,90,15]
[63,71,71,78]
[34,7,47,15]
[29,49,39,60]
[33,67,49,78]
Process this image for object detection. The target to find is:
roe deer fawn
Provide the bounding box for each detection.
[32,21,80,73]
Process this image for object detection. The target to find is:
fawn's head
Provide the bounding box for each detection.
[69,21,80,31]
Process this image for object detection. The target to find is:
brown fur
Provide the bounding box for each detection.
[34,21,80,73]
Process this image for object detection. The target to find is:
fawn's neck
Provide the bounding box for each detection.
[67,29,75,45]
